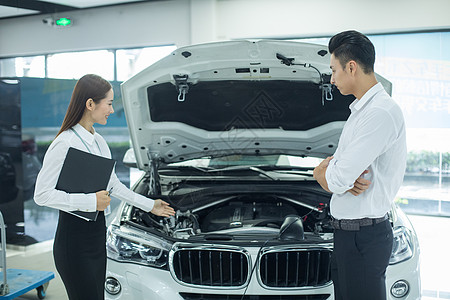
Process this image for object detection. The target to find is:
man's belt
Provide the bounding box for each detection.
[331,214,389,231]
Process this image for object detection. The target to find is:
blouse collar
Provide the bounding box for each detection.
[73,123,96,145]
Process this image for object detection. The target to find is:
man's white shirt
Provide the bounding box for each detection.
[325,82,407,220]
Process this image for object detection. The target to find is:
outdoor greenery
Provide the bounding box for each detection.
[406,151,450,173]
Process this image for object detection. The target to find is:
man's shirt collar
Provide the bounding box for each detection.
[349,82,384,112]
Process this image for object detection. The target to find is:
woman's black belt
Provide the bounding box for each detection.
[331,214,389,231]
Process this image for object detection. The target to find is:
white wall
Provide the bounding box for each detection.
[216,0,450,39]
[0,0,449,58]
[0,0,192,57]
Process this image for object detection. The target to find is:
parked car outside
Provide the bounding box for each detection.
[105,40,420,300]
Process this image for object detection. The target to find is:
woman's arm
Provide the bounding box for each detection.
[34,138,97,212]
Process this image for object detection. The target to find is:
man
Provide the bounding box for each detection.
[313,30,407,300]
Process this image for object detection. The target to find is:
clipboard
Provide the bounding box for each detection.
[56,147,116,221]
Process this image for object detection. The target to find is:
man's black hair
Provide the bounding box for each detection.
[328,30,375,74]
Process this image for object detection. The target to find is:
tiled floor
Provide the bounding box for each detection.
[5,241,66,300]
[4,214,450,300]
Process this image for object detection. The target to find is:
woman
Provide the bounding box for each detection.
[34,74,175,300]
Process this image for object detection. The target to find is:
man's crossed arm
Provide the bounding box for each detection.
[313,156,371,196]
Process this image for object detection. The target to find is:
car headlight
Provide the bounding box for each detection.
[389,226,414,265]
[106,224,172,269]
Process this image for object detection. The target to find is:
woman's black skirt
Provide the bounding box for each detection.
[53,210,106,300]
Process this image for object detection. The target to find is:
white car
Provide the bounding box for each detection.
[105,40,420,300]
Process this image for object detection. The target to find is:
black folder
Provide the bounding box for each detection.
[56,147,116,221]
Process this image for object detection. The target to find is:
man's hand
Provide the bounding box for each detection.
[151,199,176,217]
[96,190,111,211]
[347,170,371,196]
[313,156,334,193]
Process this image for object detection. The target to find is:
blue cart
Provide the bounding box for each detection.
[0,211,55,299]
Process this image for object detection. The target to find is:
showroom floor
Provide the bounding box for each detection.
[5,214,450,300]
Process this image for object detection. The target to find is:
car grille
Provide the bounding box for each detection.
[179,293,331,300]
[259,249,332,288]
[172,249,249,287]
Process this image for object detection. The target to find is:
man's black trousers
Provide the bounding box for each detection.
[331,219,393,300]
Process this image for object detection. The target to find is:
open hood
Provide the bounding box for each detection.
[121,40,391,170]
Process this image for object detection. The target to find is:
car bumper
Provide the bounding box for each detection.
[106,253,421,300]
[386,251,421,300]
[105,258,335,300]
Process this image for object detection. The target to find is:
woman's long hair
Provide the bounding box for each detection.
[56,74,112,138]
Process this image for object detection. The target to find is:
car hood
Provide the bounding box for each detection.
[121,40,391,170]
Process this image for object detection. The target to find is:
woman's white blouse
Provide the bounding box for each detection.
[34,124,154,214]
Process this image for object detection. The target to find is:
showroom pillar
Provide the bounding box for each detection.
[189,0,217,45]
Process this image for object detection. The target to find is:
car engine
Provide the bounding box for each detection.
[130,193,333,240]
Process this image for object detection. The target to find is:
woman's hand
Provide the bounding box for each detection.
[96,190,111,211]
[151,199,175,217]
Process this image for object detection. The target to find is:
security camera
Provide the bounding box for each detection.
[42,17,55,26]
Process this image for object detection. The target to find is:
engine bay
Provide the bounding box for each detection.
[129,192,334,240]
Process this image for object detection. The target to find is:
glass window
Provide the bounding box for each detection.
[47,50,114,80]
[0,56,45,77]
[297,32,450,216]
[116,45,176,81]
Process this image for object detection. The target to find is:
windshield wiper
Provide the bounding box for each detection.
[202,165,277,180]
[249,166,278,180]
[212,165,314,173]
[256,165,315,177]
[158,165,214,174]
[160,165,314,179]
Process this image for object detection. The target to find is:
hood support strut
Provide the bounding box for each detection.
[147,156,161,195]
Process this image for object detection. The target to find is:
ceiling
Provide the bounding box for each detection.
[0,0,160,20]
